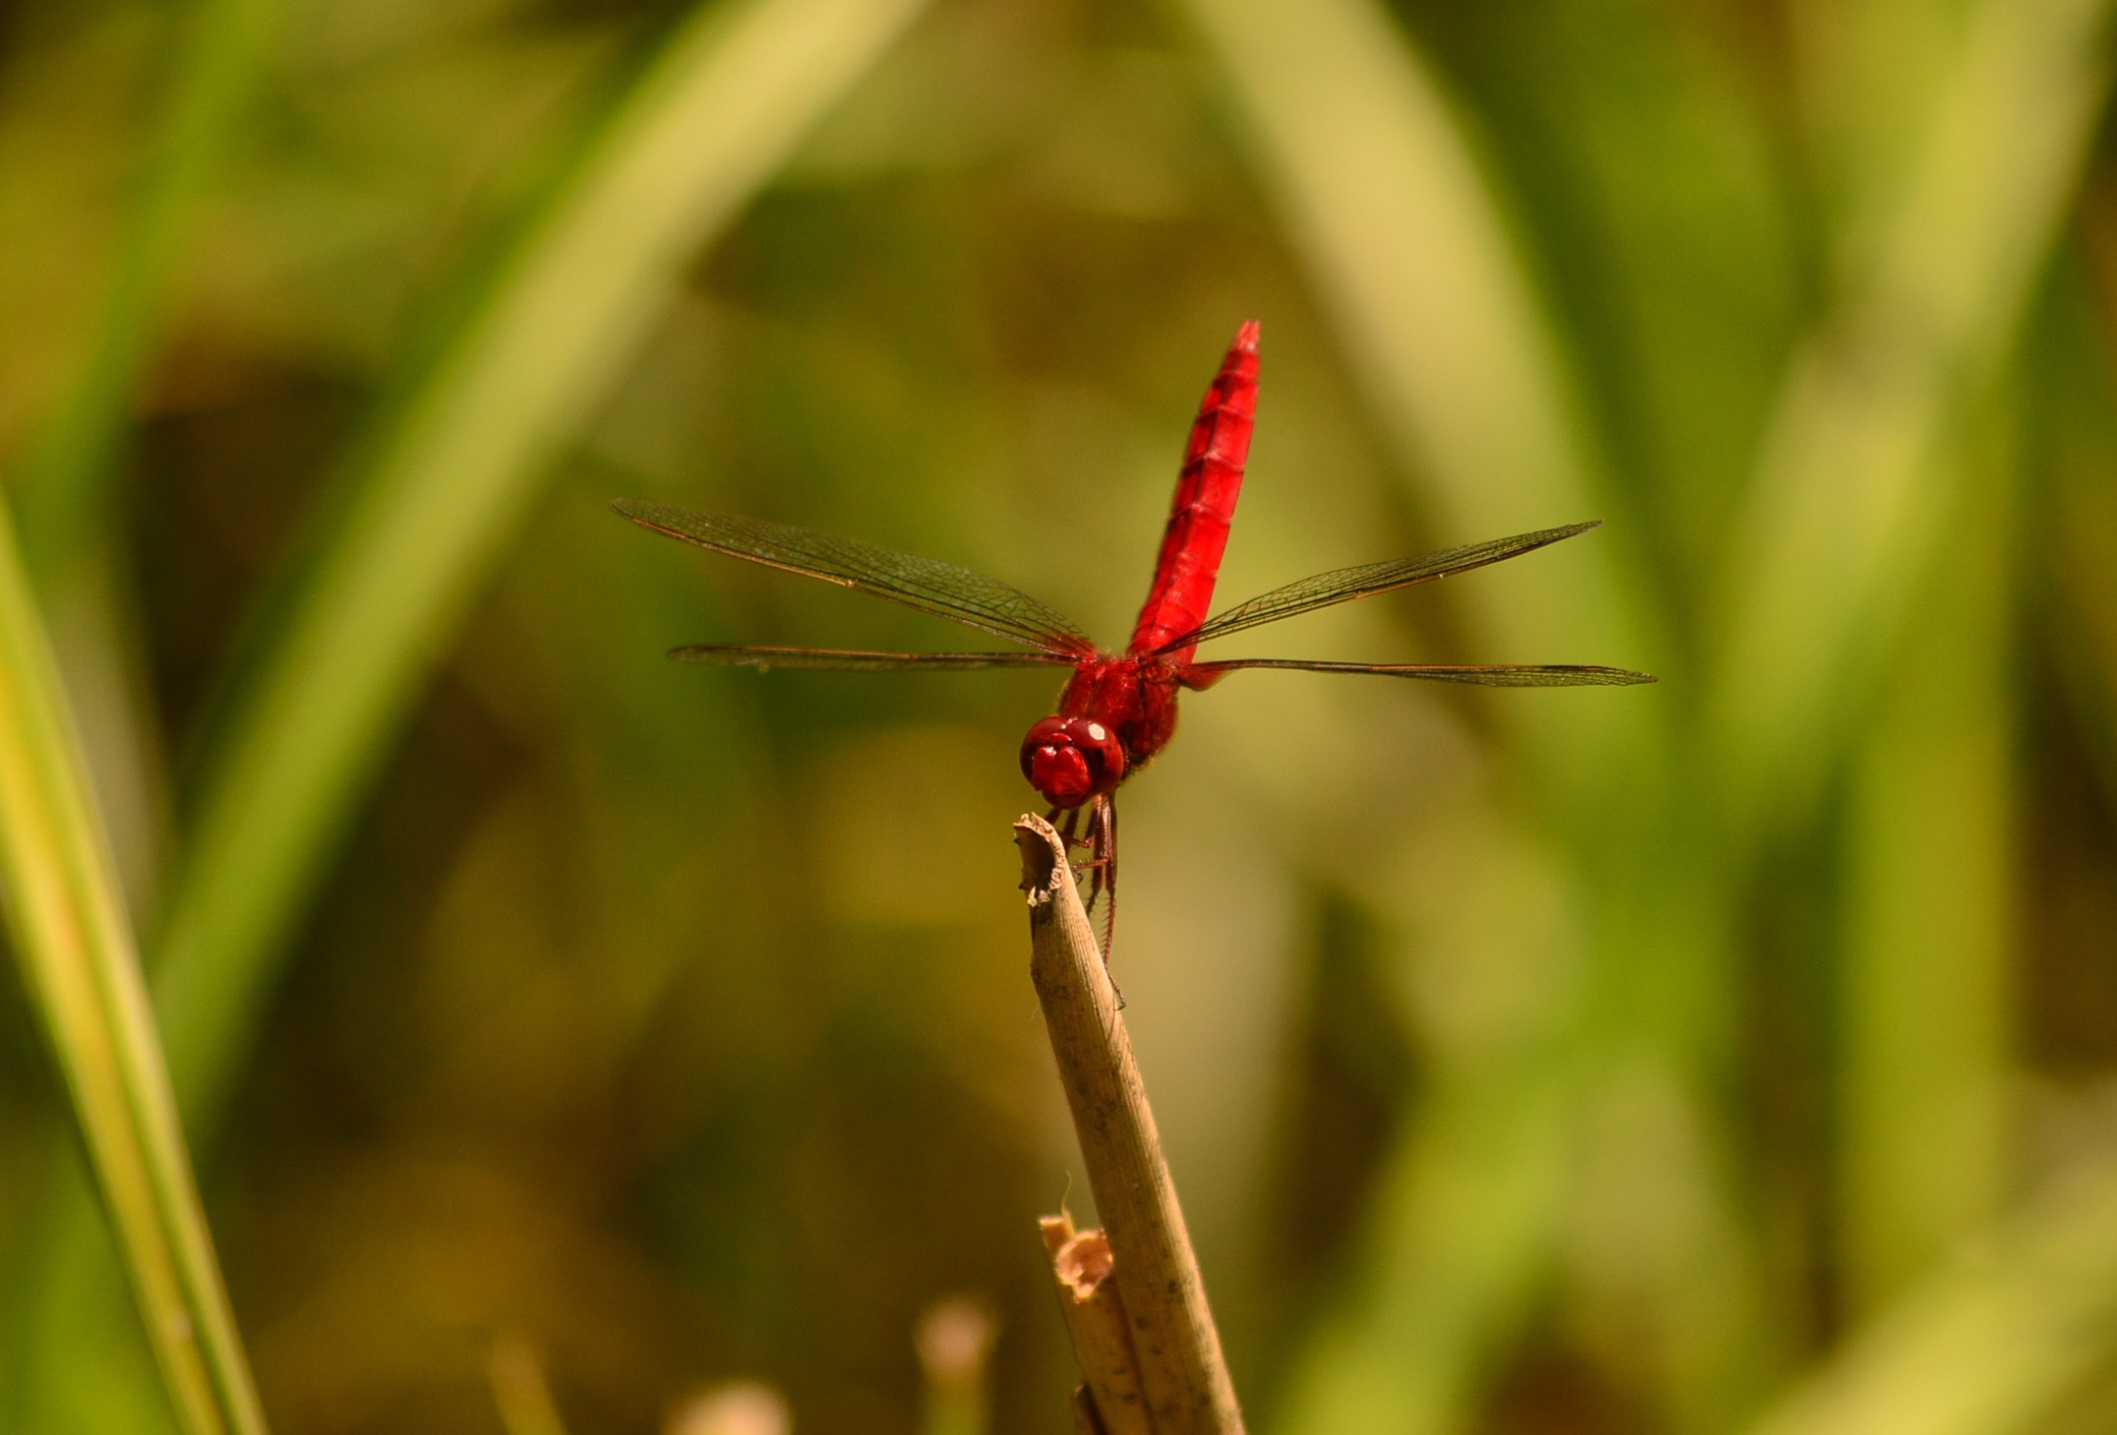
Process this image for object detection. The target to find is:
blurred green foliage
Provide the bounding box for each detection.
[5,0,2117,1432]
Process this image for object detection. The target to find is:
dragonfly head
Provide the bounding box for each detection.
[1020,716,1126,808]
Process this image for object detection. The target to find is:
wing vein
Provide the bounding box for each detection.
[1185,658,1656,687]
[615,499,1094,656]
[1156,521,1602,654]
[671,644,1076,672]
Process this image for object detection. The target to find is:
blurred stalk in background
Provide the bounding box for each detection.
[6,0,2117,1431]
[1184,0,2115,1429]
[7,0,929,1427]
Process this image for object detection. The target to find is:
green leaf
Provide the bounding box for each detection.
[1838,404,2017,1315]
[1747,1162,2117,1435]
[154,0,935,1131]
[1183,0,2113,1428]
[1173,3,1737,1429]
[1706,0,2113,846]
[9,0,931,1421]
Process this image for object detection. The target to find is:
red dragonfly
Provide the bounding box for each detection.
[616,322,1650,950]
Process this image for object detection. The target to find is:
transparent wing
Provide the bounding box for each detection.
[671,644,1076,672]
[615,499,1094,657]
[1183,658,1656,687]
[1155,521,1601,655]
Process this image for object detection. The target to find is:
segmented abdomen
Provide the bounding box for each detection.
[1126,321,1259,662]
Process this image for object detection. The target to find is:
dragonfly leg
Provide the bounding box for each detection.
[1049,803,1115,984]
[1100,800,1117,990]
[1051,804,1083,852]
[1051,804,1097,897]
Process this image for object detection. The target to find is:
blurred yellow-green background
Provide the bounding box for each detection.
[4,0,2117,1431]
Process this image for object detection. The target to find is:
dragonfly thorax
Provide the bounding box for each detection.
[1017,656,1190,808]
[1058,656,1184,765]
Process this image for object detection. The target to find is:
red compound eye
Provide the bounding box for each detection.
[1019,716,1126,808]
[1027,742,1092,806]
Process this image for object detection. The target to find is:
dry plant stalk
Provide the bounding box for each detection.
[1016,815,1245,1435]
[1041,1213,1150,1435]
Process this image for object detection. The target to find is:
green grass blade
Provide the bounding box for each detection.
[1839,411,2017,1314]
[10,0,289,583]
[152,0,933,1128]
[1746,1162,2117,1435]
[1706,0,2113,846]
[1723,4,2108,1383]
[1,0,292,1028]
[1197,0,2116,1426]
[1279,1009,1572,1435]
[8,0,928,1422]
[1174,3,1744,1428]
[0,498,267,1435]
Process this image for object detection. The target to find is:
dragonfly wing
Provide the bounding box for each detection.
[615,499,1095,657]
[1183,658,1656,687]
[1154,520,1602,655]
[672,644,1077,672]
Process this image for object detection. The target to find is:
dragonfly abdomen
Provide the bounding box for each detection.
[1127,321,1259,663]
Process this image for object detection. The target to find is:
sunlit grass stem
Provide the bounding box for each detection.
[0,499,266,1435]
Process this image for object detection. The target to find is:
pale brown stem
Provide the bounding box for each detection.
[1016,815,1245,1435]
[1040,1214,1151,1435]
